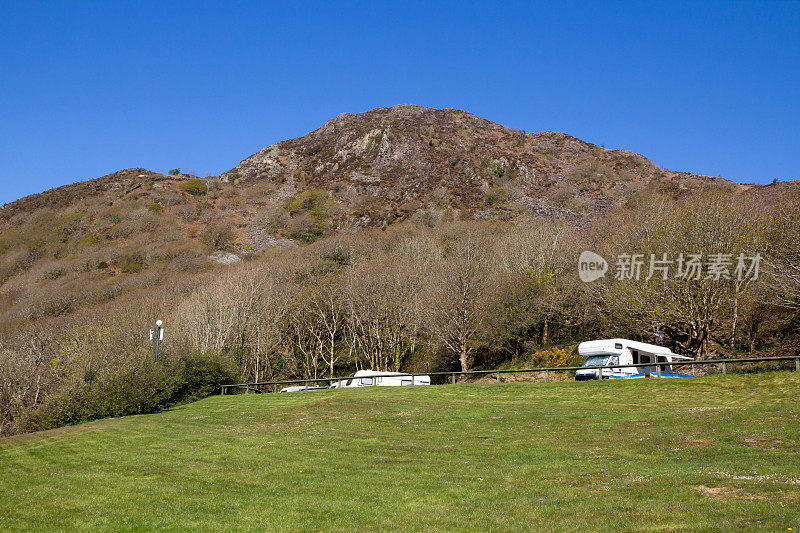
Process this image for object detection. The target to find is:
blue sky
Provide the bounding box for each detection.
[1,1,798,205]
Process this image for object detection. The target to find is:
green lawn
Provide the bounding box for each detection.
[1,373,799,532]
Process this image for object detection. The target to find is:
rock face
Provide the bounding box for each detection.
[222,105,732,223]
[209,251,242,265]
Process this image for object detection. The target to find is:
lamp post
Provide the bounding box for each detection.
[150,320,164,363]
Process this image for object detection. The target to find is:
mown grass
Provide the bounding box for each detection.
[1,373,799,532]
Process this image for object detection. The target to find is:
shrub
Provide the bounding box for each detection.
[169,168,181,175]
[491,162,506,179]
[28,295,75,319]
[201,224,233,251]
[118,252,145,274]
[43,267,65,280]
[22,363,176,432]
[529,348,582,368]
[286,212,325,243]
[301,229,324,243]
[170,353,237,403]
[21,354,236,433]
[286,189,329,219]
[485,186,509,207]
[181,178,208,196]
[148,203,163,213]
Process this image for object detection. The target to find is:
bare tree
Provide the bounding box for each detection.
[309,278,345,376]
[0,332,49,436]
[765,189,800,309]
[426,231,489,372]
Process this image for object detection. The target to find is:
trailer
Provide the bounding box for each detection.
[279,385,330,393]
[330,370,431,389]
[575,338,693,380]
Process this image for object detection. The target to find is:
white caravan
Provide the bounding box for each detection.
[330,370,431,389]
[279,385,329,393]
[575,338,693,380]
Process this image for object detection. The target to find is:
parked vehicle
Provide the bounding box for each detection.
[575,338,693,380]
[330,370,431,389]
[279,385,329,393]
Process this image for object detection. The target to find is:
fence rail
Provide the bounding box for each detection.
[220,355,800,394]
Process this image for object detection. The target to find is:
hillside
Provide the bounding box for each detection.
[0,106,749,325]
[1,375,798,531]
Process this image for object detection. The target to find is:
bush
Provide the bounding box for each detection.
[286,189,329,219]
[118,252,145,274]
[181,178,208,196]
[201,224,233,251]
[286,212,324,242]
[21,354,236,433]
[43,267,65,280]
[22,363,176,432]
[169,168,181,175]
[485,186,509,207]
[529,348,582,368]
[28,294,76,319]
[171,353,237,403]
[148,203,163,213]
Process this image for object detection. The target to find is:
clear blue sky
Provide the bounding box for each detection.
[1,1,798,205]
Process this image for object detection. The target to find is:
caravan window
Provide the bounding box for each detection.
[360,377,373,385]
[401,379,412,386]
[632,351,639,365]
[582,356,610,367]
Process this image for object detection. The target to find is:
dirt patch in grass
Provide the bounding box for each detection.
[692,485,766,501]
[681,438,713,447]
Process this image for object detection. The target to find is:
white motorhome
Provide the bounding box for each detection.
[575,338,693,380]
[330,370,431,389]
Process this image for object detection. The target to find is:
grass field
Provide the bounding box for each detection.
[1,373,799,532]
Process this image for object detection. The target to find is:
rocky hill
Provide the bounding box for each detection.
[222,104,735,225]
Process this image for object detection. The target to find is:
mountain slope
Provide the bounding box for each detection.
[222,104,736,224]
[0,105,761,325]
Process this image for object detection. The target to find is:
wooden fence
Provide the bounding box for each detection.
[220,355,800,394]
